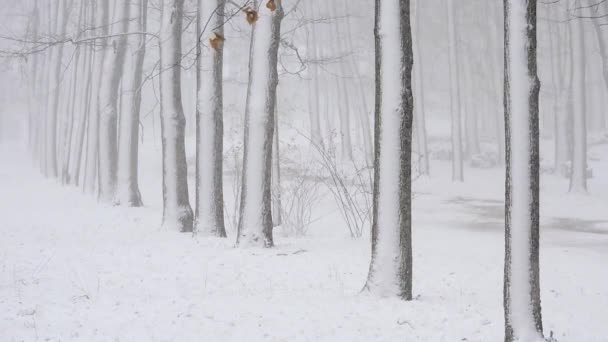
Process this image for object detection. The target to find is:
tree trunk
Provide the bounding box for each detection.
[593,8,608,131]
[447,0,464,181]
[569,8,587,193]
[412,0,429,175]
[159,0,194,232]
[98,0,130,202]
[195,0,226,236]
[363,0,413,300]
[237,0,284,248]
[305,0,324,149]
[503,0,544,340]
[116,0,147,207]
[490,0,506,165]
[272,103,282,227]
[45,0,69,178]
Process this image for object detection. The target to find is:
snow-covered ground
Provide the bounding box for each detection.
[1,139,607,341]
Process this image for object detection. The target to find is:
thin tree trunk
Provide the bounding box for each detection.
[237,0,284,248]
[364,0,413,300]
[272,103,282,227]
[305,0,324,149]
[503,0,544,340]
[447,0,464,181]
[195,0,226,236]
[45,0,69,178]
[412,0,429,175]
[98,0,130,202]
[116,0,147,207]
[159,0,194,232]
[569,8,587,193]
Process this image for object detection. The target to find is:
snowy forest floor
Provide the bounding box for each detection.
[1,139,607,342]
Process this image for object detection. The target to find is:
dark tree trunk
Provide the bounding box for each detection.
[503,0,543,340]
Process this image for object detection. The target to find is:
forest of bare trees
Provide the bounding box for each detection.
[0,0,607,341]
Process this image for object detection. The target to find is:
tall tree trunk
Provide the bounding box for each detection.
[159,0,194,232]
[412,0,429,175]
[116,0,148,207]
[305,0,324,149]
[271,104,282,227]
[237,0,284,248]
[503,0,544,340]
[45,0,69,178]
[98,0,130,202]
[447,0,464,181]
[491,0,506,165]
[569,8,587,193]
[593,7,608,131]
[364,0,413,300]
[195,0,226,236]
[70,0,95,187]
[28,0,41,158]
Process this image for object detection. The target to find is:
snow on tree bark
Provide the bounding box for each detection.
[98,0,130,203]
[503,0,544,340]
[159,0,194,232]
[237,0,284,248]
[195,0,226,237]
[116,0,148,207]
[363,0,413,300]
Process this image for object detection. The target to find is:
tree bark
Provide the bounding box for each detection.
[503,0,544,340]
[237,0,284,248]
[569,7,587,193]
[159,0,194,232]
[116,0,148,207]
[195,0,226,236]
[45,0,69,178]
[363,0,413,300]
[98,0,130,202]
[447,0,464,181]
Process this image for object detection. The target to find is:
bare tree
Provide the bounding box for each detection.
[159,0,194,232]
[116,0,148,206]
[237,0,284,248]
[569,4,588,193]
[447,0,464,181]
[195,0,226,236]
[363,0,413,300]
[503,0,544,340]
[98,0,130,202]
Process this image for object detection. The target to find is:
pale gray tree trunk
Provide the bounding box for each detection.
[569,7,587,193]
[490,0,506,165]
[70,0,95,187]
[549,3,571,176]
[83,0,106,194]
[305,0,324,149]
[272,104,282,227]
[28,0,41,157]
[98,0,130,202]
[237,0,284,248]
[364,0,413,300]
[195,0,226,236]
[503,0,544,340]
[45,0,69,178]
[116,0,148,207]
[412,0,429,175]
[447,0,464,181]
[159,0,194,232]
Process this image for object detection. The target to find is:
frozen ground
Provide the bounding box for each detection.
[1,140,607,341]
